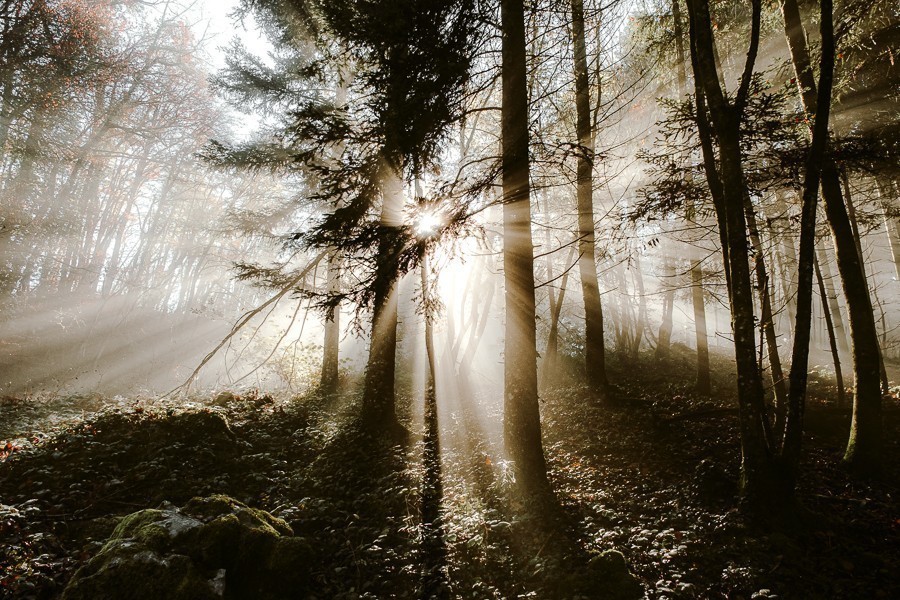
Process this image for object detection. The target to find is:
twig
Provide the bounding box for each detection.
[163,252,326,398]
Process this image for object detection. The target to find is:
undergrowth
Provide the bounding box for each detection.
[1,350,898,599]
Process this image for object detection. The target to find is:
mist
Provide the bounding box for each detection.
[1,0,898,598]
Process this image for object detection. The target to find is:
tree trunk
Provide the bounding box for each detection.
[673,0,710,392]
[816,255,846,407]
[656,259,676,359]
[571,0,608,390]
[320,250,341,393]
[632,254,647,359]
[542,246,575,388]
[686,0,775,506]
[779,0,882,475]
[501,0,550,496]
[772,191,799,331]
[361,158,404,431]
[876,177,900,283]
[692,262,711,395]
[744,197,788,434]
[419,250,446,597]
[321,76,349,394]
[783,0,835,481]
[842,170,890,394]
[815,241,849,352]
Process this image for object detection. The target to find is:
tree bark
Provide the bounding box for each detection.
[571,0,608,389]
[815,241,849,352]
[816,255,846,407]
[842,169,890,394]
[673,0,710,392]
[320,250,341,393]
[783,0,834,479]
[542,246,575,387]
[501,0,550,496]
[632,254,647,359]
[744,197,788,435]
[656,259,676,360]
[779,0,882,474]
[691,262,711,394]
[361,158,404,432]
[686,0,775,506]
[876,177,900,283]
[321,77,349,394]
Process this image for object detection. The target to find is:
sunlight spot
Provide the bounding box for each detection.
[415,210,442,238]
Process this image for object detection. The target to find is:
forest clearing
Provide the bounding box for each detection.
[1,0,899,598]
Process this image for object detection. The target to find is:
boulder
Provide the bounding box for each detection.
[62,495,312,600]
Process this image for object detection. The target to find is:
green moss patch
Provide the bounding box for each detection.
[62,495,312,600]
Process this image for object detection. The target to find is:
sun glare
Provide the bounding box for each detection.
[415,210,442,237]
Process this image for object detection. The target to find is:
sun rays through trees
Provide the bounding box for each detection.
[0,0,899,597]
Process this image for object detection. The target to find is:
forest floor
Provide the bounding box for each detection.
[1,348,898,599]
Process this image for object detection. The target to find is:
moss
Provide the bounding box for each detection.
[105,509,169,551]
[170,412,236,443]
[63,496,311,600]
[181,496,309,599]
[61,543,220,600]
[184,494,292,536]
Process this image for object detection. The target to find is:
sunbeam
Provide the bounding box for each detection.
[1,0,898,598]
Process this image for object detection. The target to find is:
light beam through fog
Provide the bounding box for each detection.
[1,0,899,598]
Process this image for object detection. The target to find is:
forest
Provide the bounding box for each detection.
[0,0,898,597]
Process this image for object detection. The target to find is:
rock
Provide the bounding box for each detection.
[169,412,236,444]
[212,392,238,407]
[62,495,313,600]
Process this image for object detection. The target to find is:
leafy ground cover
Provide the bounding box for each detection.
[1,351,898,599]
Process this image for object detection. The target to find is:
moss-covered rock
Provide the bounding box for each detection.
[170,411,236,444]
[62,495,313,600]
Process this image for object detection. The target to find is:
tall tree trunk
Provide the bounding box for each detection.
[842,169,890,393]
[686,0,775,507]
[816,255,847,407]
[673,0,710,392]
[691,262,711,394]
[876,177,900,283]
[419,249,446,597]
[744,197,788,434]
[782,0,835,487]
[632,254,647,359]
[542,246,575,388]
[815,241,849,352]
[361,158,404,431]
[656,259,676,359]
[779,0,882,475]
[320,251,341,393]
[321,76,349,394]
[501,0,550,496]
[571,0,608,389]
[540,196,559,382]
[771,191,799,331]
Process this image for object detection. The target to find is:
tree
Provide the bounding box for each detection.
[672,0,710,395]
[501,0,550,497]
[685,0,774,507]
[570,0,608,390]
[683,0,837,510]
[217,0,477,429]
[779,0,884,474]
